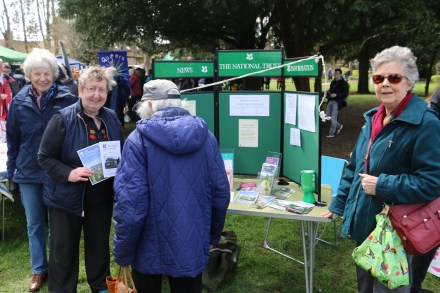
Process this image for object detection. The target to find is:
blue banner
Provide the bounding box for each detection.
[98,50,130,87]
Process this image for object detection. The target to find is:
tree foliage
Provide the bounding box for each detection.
[58,0,440,92]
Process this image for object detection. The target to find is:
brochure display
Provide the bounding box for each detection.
[221,149,234,190]
[77,141,121,185]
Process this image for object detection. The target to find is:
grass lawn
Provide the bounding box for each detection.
[1,79,439,292]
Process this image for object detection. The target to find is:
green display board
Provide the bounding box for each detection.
[181,92,215,134]
[153,60,215,78]
[282,91,320,193]
[218,92,281,174]
[217,50,282,77]
[284,57,320,77]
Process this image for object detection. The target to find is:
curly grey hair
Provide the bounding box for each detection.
[23,48,59,80]
[78,66,116,91]
[370,46,419,88]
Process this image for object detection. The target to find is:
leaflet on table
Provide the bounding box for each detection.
[271,187,295,200]
[233,189,259,205]
[251,195,276,209]
[77,141,121,185]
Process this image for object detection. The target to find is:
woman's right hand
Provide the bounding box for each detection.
[321,210,334,218]
[68,167,93,182]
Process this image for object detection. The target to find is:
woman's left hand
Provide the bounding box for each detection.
[359,173,378,195]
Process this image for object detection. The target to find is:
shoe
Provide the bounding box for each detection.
[326,134,335,138]
[29,273,46,292]
[336,124,343,135]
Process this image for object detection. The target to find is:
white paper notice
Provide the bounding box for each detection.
[290,128,301,146]
[238,119,259,147]
[99,141,121,178]
[182,100,196,115]
[230,95,269,116]
[285,93,297,125]
[298,94,316,133]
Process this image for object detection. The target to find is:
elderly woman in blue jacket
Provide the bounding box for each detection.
[322,46,440,292]
[113,79,230,293]
[38,66,124,293]
[6,48,77,292]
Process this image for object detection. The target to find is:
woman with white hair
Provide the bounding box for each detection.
[113,79,230,293]
[6,48,77,292]
[322,46,440,292]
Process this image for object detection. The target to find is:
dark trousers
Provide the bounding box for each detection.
[116,105,125,126]
[132,269,202,293]
[48,200,113,293]
[411,246,438,292]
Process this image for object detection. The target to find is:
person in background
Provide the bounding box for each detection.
[3,62,12,76]
[325,68,348,138]
[0,59,14,121]
[409,87,440,293]
[127,67,143,121]
[38,66,123,293]
[113,79,230,293]
[322,46,440,293]
[10,68,27,97]
[107,67,130,126]
[57,64,78,96]
[6,48,77,292]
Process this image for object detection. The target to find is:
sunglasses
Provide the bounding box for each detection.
[372,74,406,84]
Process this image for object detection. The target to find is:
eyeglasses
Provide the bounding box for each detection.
[85,87,107,95]
[372,74,406,84]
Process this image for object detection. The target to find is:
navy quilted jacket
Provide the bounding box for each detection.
[113,107,230,277]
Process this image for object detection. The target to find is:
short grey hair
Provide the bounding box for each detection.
[136,99,182,119]
[78,66,116,91]
[370,46,419,88]
[23,48,59,80]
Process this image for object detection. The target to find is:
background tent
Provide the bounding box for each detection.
[56,55,87,69]
[0,46,28,62]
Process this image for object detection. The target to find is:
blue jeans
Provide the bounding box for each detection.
[325,99,341,135]
[19,183,48,274]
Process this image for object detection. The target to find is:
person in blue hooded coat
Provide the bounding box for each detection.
[322,46,440,292]
[113,79,230,293]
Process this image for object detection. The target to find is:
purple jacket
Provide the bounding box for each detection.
[113,107,230,277]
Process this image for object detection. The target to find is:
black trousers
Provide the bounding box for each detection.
[411,246,438,292]
[132,269,202,293]
[48,200,113,293]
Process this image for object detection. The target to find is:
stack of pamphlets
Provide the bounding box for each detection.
[251,195,276,209]
[233,189,259,205]
[285,201,315,214]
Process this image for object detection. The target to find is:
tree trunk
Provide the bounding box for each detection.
[19,0,29,52]
[425,51,437,97]
[357,40,371,94]
[1,0,14,48]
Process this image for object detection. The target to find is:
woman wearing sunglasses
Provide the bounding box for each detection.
[322,46,440,292]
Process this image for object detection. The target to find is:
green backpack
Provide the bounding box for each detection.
[202,230,239,291]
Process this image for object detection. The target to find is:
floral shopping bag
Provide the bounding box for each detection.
[352,204,410,289]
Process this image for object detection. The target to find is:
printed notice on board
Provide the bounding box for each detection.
[290,128,301,146]
[238,119,258,147]
[298,94,316,132]
[285,93,297,125]
[230,95,269,116]
[182,100,196,115]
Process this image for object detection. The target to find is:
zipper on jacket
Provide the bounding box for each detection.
[77,113,89,218]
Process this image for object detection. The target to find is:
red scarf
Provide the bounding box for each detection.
[364,92,413,174]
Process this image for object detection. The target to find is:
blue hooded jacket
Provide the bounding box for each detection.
[113,107,230,277]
